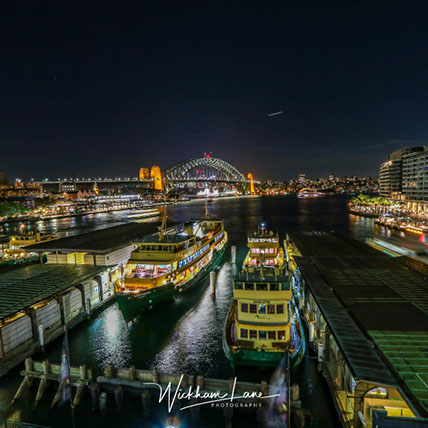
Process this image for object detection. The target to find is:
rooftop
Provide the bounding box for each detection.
[25,222,161,254]
[289,231,428,416]
[0,264,106,320]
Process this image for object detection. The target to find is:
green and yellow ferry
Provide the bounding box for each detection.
[223,224,305,370]
[115,216,228,322]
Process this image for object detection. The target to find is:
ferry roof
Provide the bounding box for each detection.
[234,271,289,283]
[24,222,161,254]
[133,233,192,244]
[289,231,428,416]
[0,264,106,320]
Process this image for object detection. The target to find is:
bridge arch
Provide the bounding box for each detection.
[162,156,246,182]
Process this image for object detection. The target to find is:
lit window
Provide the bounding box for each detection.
[278,330,286,340]
[268,304,275,314]
[258,304,266,314]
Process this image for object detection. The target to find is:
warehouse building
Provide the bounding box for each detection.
[286,231,428,428]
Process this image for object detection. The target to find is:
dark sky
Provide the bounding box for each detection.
[2,1,428,181]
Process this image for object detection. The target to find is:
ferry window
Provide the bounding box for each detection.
[241,329,248,338]
[276,304,284,314]
[249,304,257,314]
[268,305,275,314]
[157,246,162,251]
[278,331,286,340]
[245,283,254,291]
[258,304,266,314]
[259,331,267,340]
[281,283,289,290]
[270,283,279,291]
[234,282,243,290]
[249,330,257,339]
[268,331,276,340]
[241,303,248,313]
[256,283,268,291]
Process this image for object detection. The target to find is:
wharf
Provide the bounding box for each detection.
[0,264,112,377]
[286,231,428,428]
[10,359,283,427]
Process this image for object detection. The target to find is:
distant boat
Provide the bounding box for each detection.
[127,208,160,219]
[297,188,326,198]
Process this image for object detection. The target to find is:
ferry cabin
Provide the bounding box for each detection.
[121,220,226,292]
[232,274,292,351]
[244,230,284,270]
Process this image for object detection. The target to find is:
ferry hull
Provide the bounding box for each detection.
[223,308,305,371]
[115,244,227,322]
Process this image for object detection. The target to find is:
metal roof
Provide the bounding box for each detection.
[370,331,428,416]
[0,264,106,320]
[291,231,428,416]
[24,222,160,254]
[294,256,398,386]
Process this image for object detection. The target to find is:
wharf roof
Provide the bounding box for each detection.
[289,231,428,416]
[0,264,106,320]
[25,222,160,254]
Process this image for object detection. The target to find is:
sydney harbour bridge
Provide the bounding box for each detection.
[39,154,256,195]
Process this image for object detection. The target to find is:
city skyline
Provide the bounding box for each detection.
[2,2,428,180]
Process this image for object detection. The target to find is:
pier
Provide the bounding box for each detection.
[286,231,428,428]
[0,264,113,377]
[11,359,286,427]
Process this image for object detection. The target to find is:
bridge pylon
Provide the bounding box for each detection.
[151,165,163,192]
[247,173,255,194]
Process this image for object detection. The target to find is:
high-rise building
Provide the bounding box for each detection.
[379,147,423,199]
[401,147,428,201]
[0,172,8,185]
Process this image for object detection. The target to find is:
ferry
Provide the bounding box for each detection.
[223,225,305,370]
[127,208,160,219]
[297,188,326,198]
[115,210,228,322]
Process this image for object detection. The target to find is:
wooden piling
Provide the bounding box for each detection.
[11,376,29,404]
[196,375,204,389]
[33,377,48,409]
[51,380,64,409]
[90,383,100,413]
[224,405,233,428]
[73,383,85,408]
[152,368,159,383]
[79,364,87,381]
[43,359,50,375]
[25,358,33,372]
[129,366,136,381]
[105,365,115,379]
[114,386,124,413]
[261,380,268,396]
[141,390,151,417]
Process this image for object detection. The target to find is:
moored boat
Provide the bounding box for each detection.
[223,224,305,370]
[115,210,228,322]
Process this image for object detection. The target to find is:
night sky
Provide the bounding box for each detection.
[2,1,428,181]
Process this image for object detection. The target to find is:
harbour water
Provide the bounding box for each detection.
[0,195,421,427]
